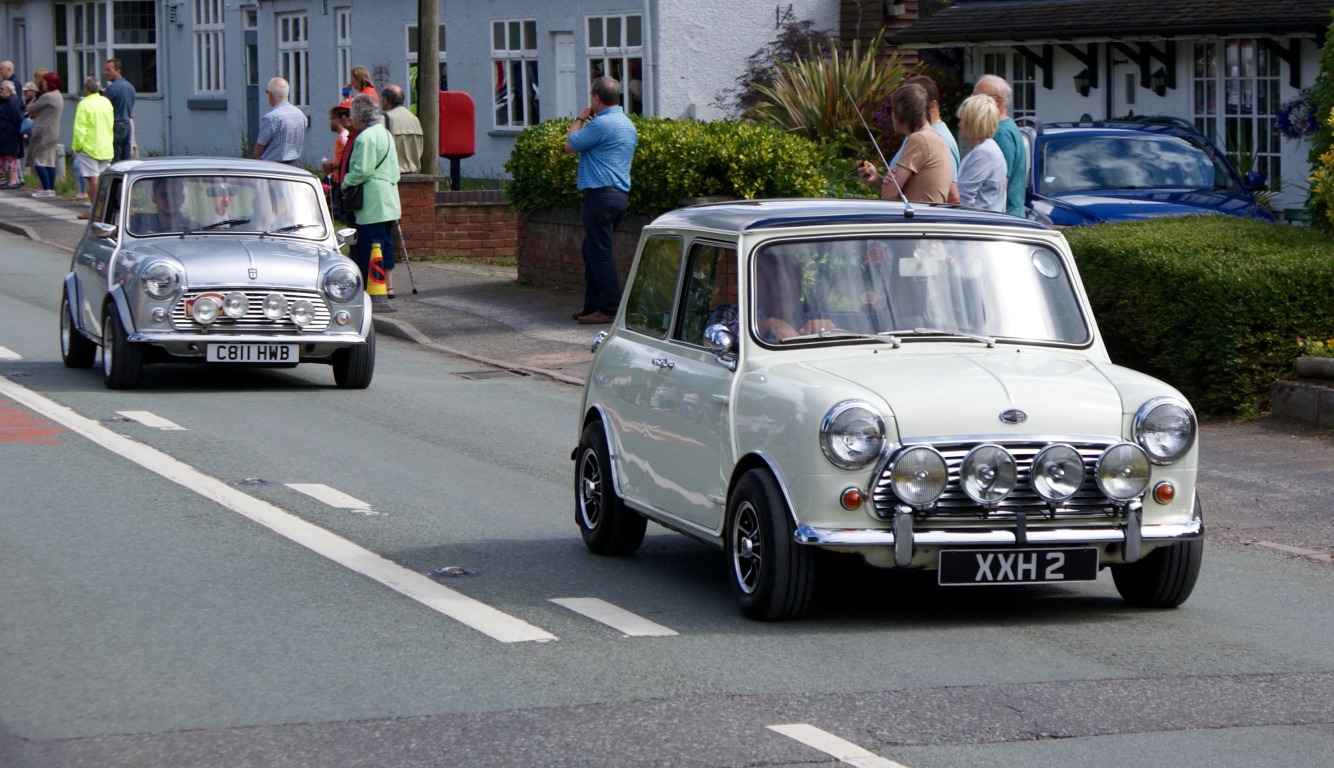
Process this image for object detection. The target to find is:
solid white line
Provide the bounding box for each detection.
[768,724,909,768]
[117,410,187,431]
[549,597,678,637]
[0,346,21,360]
[286,483,376,513]
[0,376,556,644]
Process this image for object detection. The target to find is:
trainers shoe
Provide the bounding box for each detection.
[31,189,54,198]
[73,193,88,201]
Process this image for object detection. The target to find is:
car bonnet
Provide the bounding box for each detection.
[135,238,328,286]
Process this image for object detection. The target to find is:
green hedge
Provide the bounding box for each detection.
[504,116,838,217]
[1065,217,1334,417]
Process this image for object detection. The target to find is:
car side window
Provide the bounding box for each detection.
[674,241,737,346]
[623,236,683,339]
[99,177,123,226]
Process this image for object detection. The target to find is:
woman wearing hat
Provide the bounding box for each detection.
[27,72,64,197]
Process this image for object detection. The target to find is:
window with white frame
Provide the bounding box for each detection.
[492,19,539,129]
[192,0,225,94]
[335,9,352,91]
[1192,40,1280,189]
[981,50,1035,120]
[586,14,643,114]
[407,22,448,105]
[277,12,309,106]
[53,1,159,95]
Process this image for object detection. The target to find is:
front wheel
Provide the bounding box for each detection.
[101,305,142,389]
[726,469,814,621]
[1111,504,1203,608]
[60,293,96,368]
[574,422,646,555]
[332,328,375,389]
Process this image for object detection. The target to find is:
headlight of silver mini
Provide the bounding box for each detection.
[1096,443,1151,501]
[959,444,1017,504]
[222,291,249,319]
[262,293,287,321]
[141,262,181,300]
[323,265,361,303]
[289,299,316,327]
[889,446,948,507]
[819,400,886,469]
[192,295,221,325]
[1134,397,1196,465]
[1031,444,1085,502]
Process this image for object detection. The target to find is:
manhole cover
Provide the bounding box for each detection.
[456,370,530,380]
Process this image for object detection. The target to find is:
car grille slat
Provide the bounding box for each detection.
[872,440,1117,522]
[170,289,331,332]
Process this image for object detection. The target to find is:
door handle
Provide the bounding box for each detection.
[651,357,675,370]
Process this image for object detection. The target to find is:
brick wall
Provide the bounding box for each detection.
[397,174,521,261]
[517,210,649,292]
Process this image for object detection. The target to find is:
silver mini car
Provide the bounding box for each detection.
[575,199,1202,620]
[59,158,374,389]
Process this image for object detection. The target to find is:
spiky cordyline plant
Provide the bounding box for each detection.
[745,32,904,158]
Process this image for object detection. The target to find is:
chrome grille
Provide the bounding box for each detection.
[170,289,330,332]
[872,439,1119,521]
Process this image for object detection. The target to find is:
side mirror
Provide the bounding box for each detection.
[1243,171,1266,192]
[337,227,358,246]
[704,323,738,371]
[91,222,118,239]
[590,330,608,353]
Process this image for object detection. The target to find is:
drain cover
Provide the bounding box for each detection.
[456,369,530,380]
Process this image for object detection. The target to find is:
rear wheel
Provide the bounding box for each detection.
[60,294,96,368]
[101,305,142,390]
[1111,502,1204,608]
[575,422,646,555]
[726,469,815,620]
[332,327,376,389]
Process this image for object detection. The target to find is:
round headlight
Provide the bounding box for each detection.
[289,299,316,327]
[1031,444,1085,502]
[192,295,221,325]
[324,265,361,303]
[141,262,180,300]
[263,293,287,321]
[959,444,1017,504]
[889,446,947,508]
[222,291,249,319]
[1134,397,1196,465]
[1096,443,1151,501]
[819,400,886,469]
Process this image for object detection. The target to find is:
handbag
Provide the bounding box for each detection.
[341,182,364,211]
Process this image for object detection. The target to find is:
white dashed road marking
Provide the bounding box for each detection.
[286,483,379,515]
[768,723,909,768]
[0,346,21,360]
[117,410,187,430]
[550,597,678,637]
[0,376,556,644]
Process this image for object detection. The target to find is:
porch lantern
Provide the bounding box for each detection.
[1073,69,1091,97]
[1151,67,1168,97]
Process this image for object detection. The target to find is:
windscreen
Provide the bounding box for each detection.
[126,175,329,239]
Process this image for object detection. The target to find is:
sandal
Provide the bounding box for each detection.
[387,290,397,299]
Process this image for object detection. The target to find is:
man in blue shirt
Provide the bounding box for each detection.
[253,77,307,165]
[973,74,1027,218]
[564,76,638,324]
[103,59,135,162]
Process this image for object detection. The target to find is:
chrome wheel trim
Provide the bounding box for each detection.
[101,317,114,376]
[578,448,603,530]
[731,500,762,595]
[60,304,73,355]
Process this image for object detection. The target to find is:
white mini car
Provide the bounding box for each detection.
[59,158,373,390]
[575,199,1202,620]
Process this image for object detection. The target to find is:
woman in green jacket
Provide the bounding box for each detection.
[342,93,401,295]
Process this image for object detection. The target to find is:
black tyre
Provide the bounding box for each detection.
[726,469,815,621]
[1112,517,1203,609]
[101,305,142,390]
[60,294,96,368]
[332,327,376,389]
[575,422,646,555]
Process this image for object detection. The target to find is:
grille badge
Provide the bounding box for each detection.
[248,268,258,280]
[999,409,1027,425]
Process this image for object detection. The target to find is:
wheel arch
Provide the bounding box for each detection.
[727,452,800,528]
[578,405,626,500]
[103,284,135,335]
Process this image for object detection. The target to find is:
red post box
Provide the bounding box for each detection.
[438,91,475,191]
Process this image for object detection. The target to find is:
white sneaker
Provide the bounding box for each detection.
[31,189,54,198]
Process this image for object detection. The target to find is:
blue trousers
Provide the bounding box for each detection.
[580,187,628,315]
[352,220,396,282]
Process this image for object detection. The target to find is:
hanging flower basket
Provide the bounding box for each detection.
[1277,91,1319,140]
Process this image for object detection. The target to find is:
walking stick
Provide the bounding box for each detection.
[394,220,419,294]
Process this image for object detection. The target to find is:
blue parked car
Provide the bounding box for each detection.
[1023,120,1277,226]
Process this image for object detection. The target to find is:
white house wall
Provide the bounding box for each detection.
[3,0,837,182]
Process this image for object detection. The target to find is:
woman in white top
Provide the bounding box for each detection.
[955,94,1007,212]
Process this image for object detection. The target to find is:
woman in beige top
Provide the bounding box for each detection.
[858,83,952,204]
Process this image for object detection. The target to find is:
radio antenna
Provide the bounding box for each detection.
[843,85,913,218]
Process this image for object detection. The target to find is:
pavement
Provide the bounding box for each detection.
[0,184,598,385]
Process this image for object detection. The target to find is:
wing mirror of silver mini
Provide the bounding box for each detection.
[91,222,118,240]
[336,227,358,246]
[704,323,738,371]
